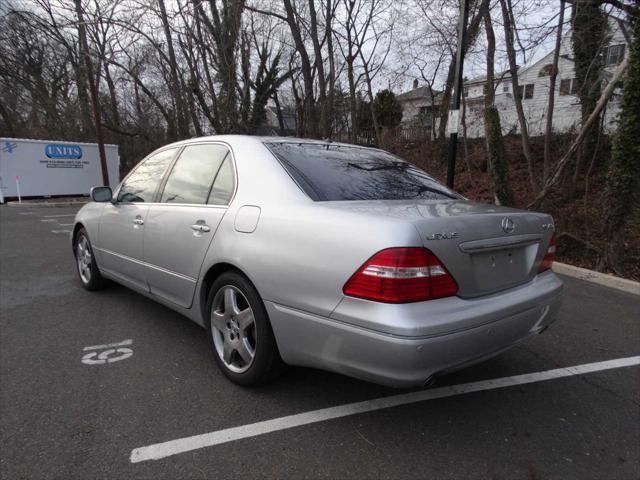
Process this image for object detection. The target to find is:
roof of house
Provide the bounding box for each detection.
[465,70,512,85]
[396,85,443,104]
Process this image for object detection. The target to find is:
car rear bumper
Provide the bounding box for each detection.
[266,272,563,388]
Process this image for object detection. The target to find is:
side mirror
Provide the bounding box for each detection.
[90,186,113,203]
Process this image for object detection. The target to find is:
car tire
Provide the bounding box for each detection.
[206,271,284,386]
[74,227,107,291]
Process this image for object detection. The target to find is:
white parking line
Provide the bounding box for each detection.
[43,214,76,218]
[83,339,133,351]
[59,223,73,226]
[51,229,71,234]
[130,355,640,464]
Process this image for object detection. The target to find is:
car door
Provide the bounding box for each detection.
[142,143,236,308]
[97,148,178,290]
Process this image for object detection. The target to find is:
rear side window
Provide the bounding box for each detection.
[160,144,229,204]
[118,148,177,203]
[266,143,459,201]
[208,157,235,205]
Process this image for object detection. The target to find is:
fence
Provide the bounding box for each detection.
[333,126,433,147]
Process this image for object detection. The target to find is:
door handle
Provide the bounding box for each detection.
[191,223,210,232]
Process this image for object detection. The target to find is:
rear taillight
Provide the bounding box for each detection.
[343,247,458,303]
[538,234,556,273]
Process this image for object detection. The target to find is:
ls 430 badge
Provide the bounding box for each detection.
[426,232,459,240]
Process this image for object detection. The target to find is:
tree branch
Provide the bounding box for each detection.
[528,52,631,209]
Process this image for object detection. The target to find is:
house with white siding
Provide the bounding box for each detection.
[397,20,629,139]
[396,81,444,139]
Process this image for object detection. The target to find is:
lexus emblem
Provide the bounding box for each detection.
[501,217,515,233]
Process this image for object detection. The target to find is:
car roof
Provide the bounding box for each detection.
[162,134,379,152]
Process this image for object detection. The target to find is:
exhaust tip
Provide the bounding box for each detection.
[423,375,438,387]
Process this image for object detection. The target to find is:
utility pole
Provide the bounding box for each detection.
[446,0,470,188]
[74,0,110,187]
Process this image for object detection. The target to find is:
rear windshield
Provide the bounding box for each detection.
[266,142,460,202]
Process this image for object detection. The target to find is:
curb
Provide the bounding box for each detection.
[553,262,640,296]
[4,201,88,208]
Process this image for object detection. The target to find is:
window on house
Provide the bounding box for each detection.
[482,84,488,96]
[524,84,534,99]
[538,64,556,76]
[604,44,625,66]
[517,84,534,100]
[560,78,579,96]
[463,86,469,98]
[503,84,509,93]
[418,106,434,127]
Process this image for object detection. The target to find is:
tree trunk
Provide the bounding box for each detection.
[283,0,318,137]
[103,61,120,128]
[571,0,607,190]
[73,61,93,138]
[436,1,486,160]
[363,68,381,146]
[482,3,513,206]
[273,91,286,134]
[599,20,640,272]
[499,0,536,192]
[460,88,475,186]
[325,0,336,139]
[543,0,565,183]
[74,0,109,186]
[157,0,189,139]
[528,52,630,209]
[347,56,357,142]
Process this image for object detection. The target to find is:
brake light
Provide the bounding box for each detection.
[538,234,556,273]
[343,247,458,303]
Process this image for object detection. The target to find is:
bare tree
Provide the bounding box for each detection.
[482,0,512,205]
[529,52,630,208]
[499,0,536,192]
[543,0,566,183]
[157,0,189,138]
[74,0,109,185]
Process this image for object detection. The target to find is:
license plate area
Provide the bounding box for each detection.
[470,245,536,293]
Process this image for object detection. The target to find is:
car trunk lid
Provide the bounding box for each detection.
[323,199,554,298]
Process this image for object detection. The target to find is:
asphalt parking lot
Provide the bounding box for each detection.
[1,205,639,480]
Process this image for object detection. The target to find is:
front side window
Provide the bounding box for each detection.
[117,149,177,203]
[160,144,229,204]
[267,142,460,202]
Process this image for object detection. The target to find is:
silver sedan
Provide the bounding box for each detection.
[73,136,563,387]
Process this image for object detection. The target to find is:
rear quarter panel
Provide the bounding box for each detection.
[197,139,423,319]
[205,202,422,318]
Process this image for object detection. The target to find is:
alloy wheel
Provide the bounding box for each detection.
[76,235,92,284]
[210,286,257,373]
